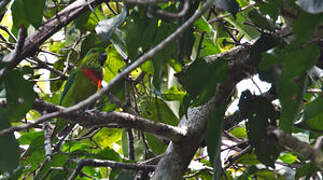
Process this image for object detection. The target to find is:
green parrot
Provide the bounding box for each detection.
[56,47,107,136]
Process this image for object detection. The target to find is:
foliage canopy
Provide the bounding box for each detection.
[0,0,323,179]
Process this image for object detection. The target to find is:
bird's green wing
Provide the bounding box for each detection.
[59,70,77,105]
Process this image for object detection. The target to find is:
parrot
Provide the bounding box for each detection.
[55,47,107,137]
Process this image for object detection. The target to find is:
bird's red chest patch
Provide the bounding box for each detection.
[81,68,103,90]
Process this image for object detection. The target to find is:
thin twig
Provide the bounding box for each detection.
[208,3,256,24]
[105,1,118,15]
[224,145,252,169]
[30,56,68,80]
[68,159,156,180]
[0,25,17,42]
[0,26,27,82]
[156,0,190,19]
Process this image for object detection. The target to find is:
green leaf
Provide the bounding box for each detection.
[297,0,323,14]
[194,33,221,58]
[295,95,323,132]
[175,2,198,64]
[18,131,43,145]
[205,103,227,171]
[104,45,126,82]
[194,17,213,33]
[116,170,135,180]
[21,134,45,172]
[292,12,323,46]
[11,0,46,28]
[250,33,281,66]
[0,110,20,173]
[236,153,260,165]
[278,45,320,132]
[75,7,102,32]
[122,130,128,157]
[179,58,227,107]
[93,148,122,161]
[104,45,126,101]
[152,22,177,90]
[93,128,122,149]
[295,162,318,179]
[0,166,24,180]
[125,7,158,60]
[145,133,167,155]
[229,126,247,139]
[258,0,283,20]
[33,153,68,180]
[248,9,277,31]
[4,70,36,122]
[214,0,240,17]
[83,166,101,178]
[50,59,65,92]
[62,141,93,153]
[225,9,260,40]
[279,152,298,164]
[239,90,280,167]
[139,96,179,126]
[161,86,186,101]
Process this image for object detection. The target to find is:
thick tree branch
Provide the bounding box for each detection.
[269,128,323,170]
[152,44,254,179]
[0,99,187,141]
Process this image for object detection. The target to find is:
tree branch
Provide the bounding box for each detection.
[68,159,156,180]
[156,0,190,19]
[0,99,187,141]
[0,26,27,82]
[269,128,323,170]
[152,43,254,179]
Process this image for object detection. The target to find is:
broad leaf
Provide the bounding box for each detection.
[205,103,228,177]
[292,12,323,47]
[258,0,283,20]
[139,96,179,126]
[239,90,280,167]
[248,9,277,31]
[295,95,323,132]
[279,152,298,164]
[93,128,122,149]
[11,0,46,28]
[0,111,20,173]
[295,162,318,179]
[75,7,102,32]
[225,9,260,40]
[179,58,227,107]
[161,86,186,101]
[4,70,36,122]
[145,134,167,155]
[125,7,158,61]
[278,45,320,132]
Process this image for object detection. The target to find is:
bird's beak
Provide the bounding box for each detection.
[100,52,107,66]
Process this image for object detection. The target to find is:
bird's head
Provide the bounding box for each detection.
[83,48,107,68]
